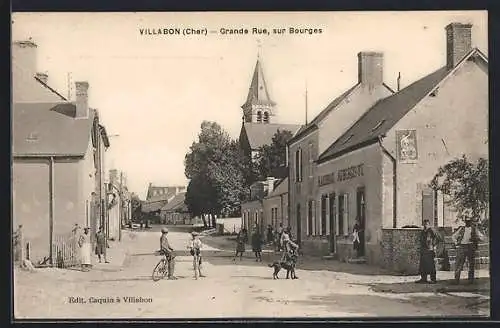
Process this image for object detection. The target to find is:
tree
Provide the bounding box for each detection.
[184,121,247,226]
[430,155,489,230]
[255,129,293,180]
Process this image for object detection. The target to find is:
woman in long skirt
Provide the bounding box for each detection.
[78,227,92,271]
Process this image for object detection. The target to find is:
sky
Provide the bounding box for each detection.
[12,11,487,199]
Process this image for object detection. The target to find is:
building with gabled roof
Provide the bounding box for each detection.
[160,192,191,225]
[287,50,394,253]
[313,23,487,271]
[12,40,111,265]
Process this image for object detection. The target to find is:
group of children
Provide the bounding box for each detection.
[232,226,299,264]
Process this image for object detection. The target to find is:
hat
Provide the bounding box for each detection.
[161,227,169,233]
[191,231,199,236]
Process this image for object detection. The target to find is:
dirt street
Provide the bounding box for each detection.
[14,230,490,319]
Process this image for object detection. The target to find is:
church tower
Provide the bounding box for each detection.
[241,59,276,124]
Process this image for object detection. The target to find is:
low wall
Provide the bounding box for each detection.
[381,228,421,275]
[216,217,242,235]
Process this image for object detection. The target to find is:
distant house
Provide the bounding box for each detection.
[141,183,186,221]
[160,192,191,225]
[12,40,110,265]
[262,177,289,239]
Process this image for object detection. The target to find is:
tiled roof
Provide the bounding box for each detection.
[266,177,288,198]
[243,123,301,150]
[146,185,185,202]
[142,199,169,213]
[290,82,395,143]
[317,66,450,162]
[160,192,187,212]
[12,102,96,157]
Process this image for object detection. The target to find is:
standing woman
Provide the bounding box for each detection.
[252,228,263,262]
[78,227,92,271]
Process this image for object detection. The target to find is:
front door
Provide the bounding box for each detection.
[356,187,366,257]
[296,203,301,246]
[328,193,336,253]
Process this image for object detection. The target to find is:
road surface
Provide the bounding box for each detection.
[14,229,490,319]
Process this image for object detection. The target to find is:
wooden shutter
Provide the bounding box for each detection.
[344,194,349,235]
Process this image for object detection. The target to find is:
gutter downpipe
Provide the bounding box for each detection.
[378,136,398,228]
[49,156,55,266]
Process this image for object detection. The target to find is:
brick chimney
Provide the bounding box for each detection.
[12,39,38,80]
[446,23,473,69]
[75,81,89,118]
[357,52,384,88]
[36,72,48,84]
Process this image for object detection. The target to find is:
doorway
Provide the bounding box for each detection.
[296,203,301,246]
[356,187,366,257]
[328,193,336,253]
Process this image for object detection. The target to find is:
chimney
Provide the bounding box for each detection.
[12,39,38,80]
[358,52,384,88]
[75,81,89,118]
[36,72,48,84]
[266,177,276,196]
[446,23,473,69]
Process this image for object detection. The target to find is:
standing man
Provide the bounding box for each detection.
[415,220,438,284]
[160,227,177,280]
[252,227,263,262]
[95,226,109,263]
[451,218,486,284]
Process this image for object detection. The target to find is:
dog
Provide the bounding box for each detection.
[268,253,298,280]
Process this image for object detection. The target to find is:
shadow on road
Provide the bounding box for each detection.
[287,292,488,317]
[357,277,490,296]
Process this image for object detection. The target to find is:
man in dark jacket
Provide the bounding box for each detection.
[451,218,486,284]
[415,220,438,284]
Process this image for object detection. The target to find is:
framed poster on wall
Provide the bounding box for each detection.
[396,129,418,162]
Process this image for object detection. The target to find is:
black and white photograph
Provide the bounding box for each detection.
[11,11,489,319]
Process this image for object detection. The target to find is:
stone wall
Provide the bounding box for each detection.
[381,228,421,275]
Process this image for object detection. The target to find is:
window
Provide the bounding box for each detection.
[308,143,314,178]
[338,193,349,236]
[321,195,327,236]
[328,193,336,236]
[307,200,313,236]
[257,111,262,122]
[295,148,303,182]
[263,111,269,123]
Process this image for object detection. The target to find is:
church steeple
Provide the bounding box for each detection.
[241,58,276,124]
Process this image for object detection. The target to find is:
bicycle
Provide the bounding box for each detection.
[152,255,168,281]
[190,248,202,279]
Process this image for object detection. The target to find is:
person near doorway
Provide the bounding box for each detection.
[415,219,438,284]
[276,224,284,251]
[266,225,273,246]
[352,219,361,258]
[252,228,263,262]
[78,227,92,271]
[451,218,486,284]
[160,227,177,280]
[95,226,109,263]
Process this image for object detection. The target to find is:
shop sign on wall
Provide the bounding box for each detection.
[318,164,364,186]
[396,129,418,162]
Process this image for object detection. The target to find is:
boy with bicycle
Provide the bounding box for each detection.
[160,227,177,280]
[187,231,206,279]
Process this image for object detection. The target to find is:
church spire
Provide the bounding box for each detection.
[243,59,275,107]
[241,57,276,124]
